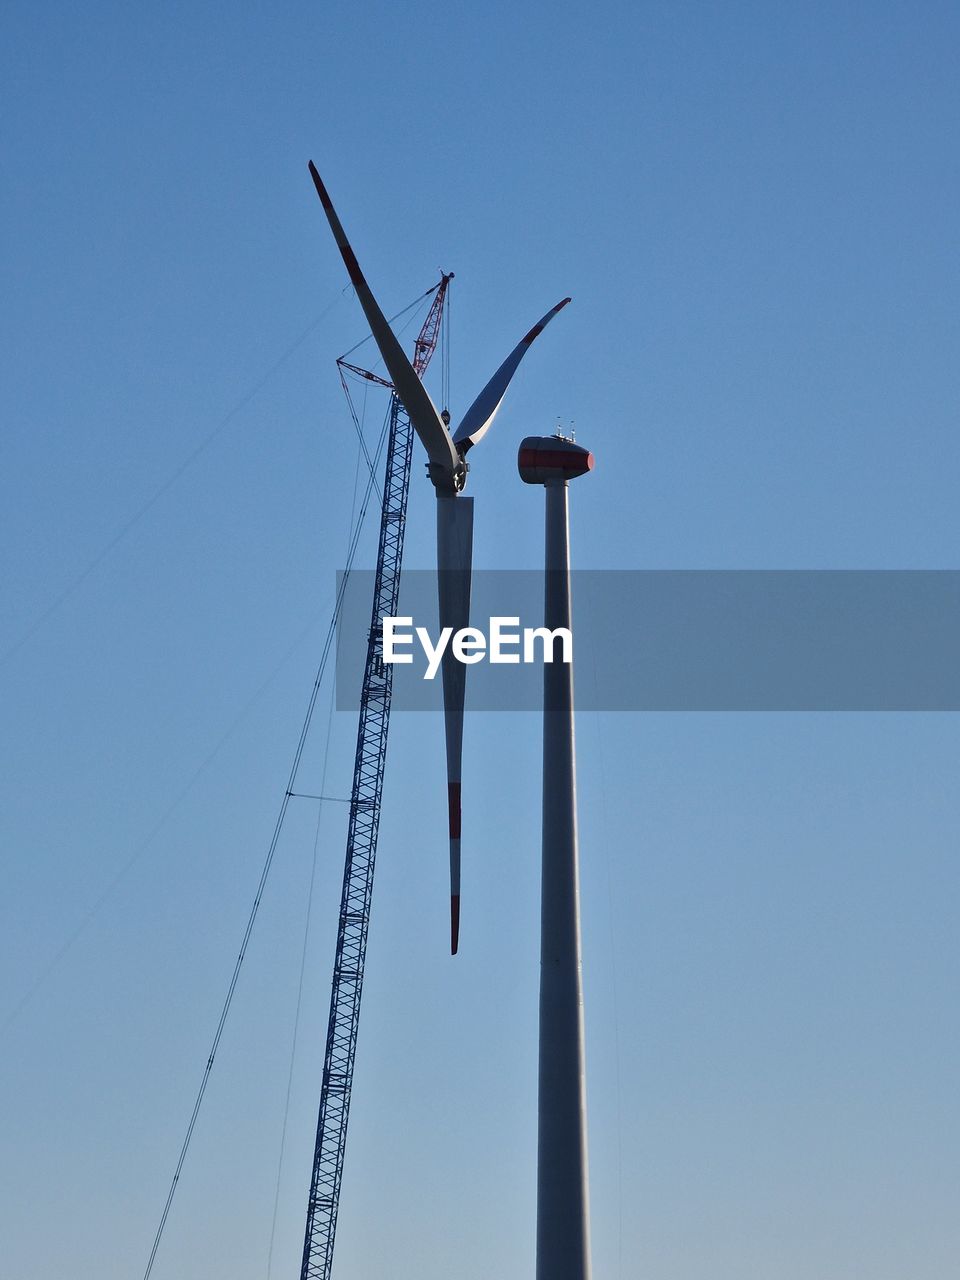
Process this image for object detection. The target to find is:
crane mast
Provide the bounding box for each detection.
[299,274,453,1280]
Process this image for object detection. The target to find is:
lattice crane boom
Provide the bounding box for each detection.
[298,273,453,1280]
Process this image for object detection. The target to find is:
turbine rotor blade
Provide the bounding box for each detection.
[452,297,572,455]
[436,494,474,954]
[308,162,460,490]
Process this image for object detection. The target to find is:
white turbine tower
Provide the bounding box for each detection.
[519,433,595,1280]
[309,162,569,952]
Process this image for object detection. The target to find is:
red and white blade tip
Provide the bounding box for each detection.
[521,296,572,344]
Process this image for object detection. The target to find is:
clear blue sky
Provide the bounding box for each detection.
[2,2,959,1277]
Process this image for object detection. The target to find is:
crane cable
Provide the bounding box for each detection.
[0,293,348,672]
[266,677,336,1280]
[266,400,365,1280]
[140,393,399,1280]
[141,281,437,1280]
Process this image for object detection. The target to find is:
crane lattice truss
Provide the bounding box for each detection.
[299,275,452,1280]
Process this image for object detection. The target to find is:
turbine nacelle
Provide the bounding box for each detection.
[518,436,594,485]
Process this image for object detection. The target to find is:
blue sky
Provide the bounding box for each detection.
[2,2,959,1277]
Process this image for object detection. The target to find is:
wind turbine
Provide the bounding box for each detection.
[309,161,570,953]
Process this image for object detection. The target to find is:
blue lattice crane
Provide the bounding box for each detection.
[298,272,453,1280]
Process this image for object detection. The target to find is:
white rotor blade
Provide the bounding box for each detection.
[436,494,474,954]
[308,162,460,488]
[452,297,572,454]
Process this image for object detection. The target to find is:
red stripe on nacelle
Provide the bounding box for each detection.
[518,448,595,472]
